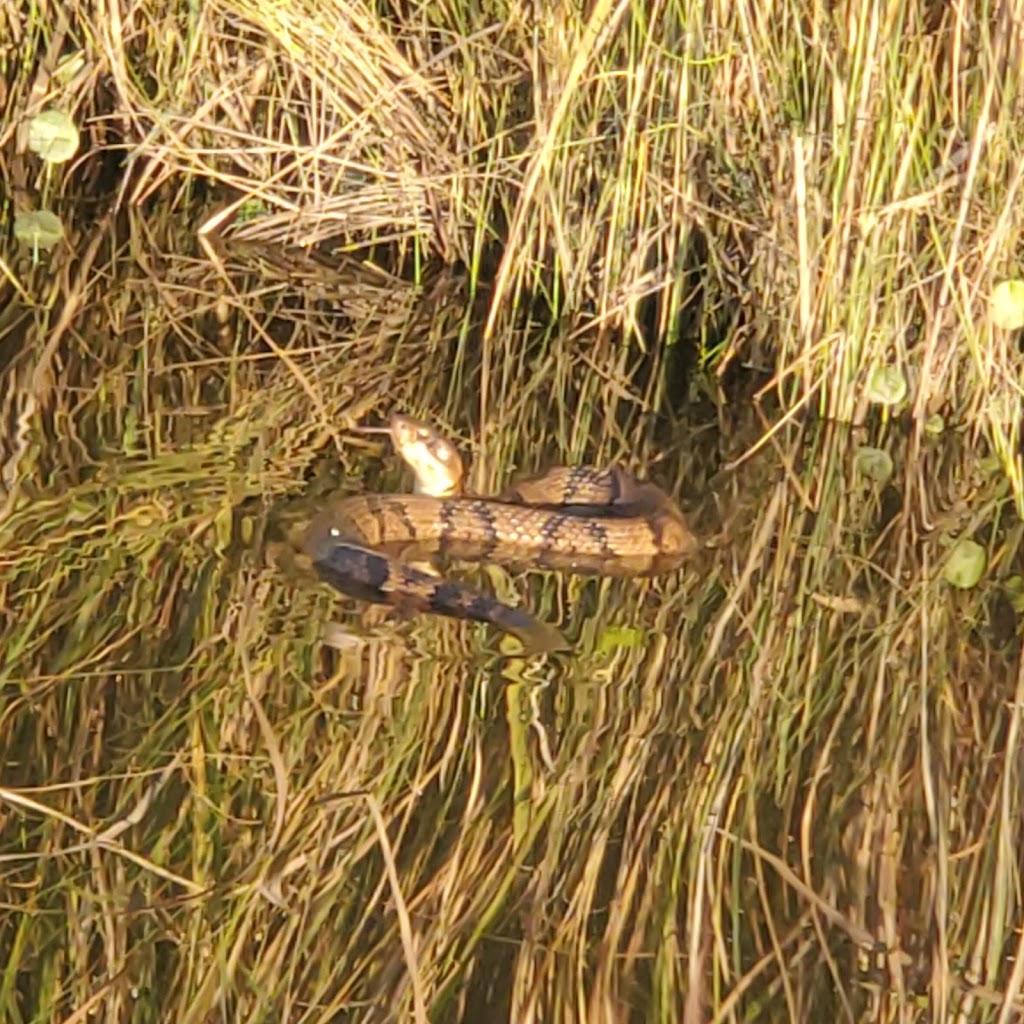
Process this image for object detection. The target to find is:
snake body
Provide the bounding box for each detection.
[302,416,697,651]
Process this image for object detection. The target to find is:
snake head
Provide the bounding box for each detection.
[389,414,466,498]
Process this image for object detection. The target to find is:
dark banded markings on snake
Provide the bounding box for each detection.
[438,498,502,556]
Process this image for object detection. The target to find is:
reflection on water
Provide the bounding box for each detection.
[2,413,1020,1018]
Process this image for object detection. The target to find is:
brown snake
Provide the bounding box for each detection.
[302,415,697,651]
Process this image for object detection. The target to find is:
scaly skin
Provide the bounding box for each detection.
[303,415,697,651]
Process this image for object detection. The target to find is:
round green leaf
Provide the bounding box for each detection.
[924,413,945,436]
[854,446,893,484]
[865,366,907,406]
[991,280,1024,330]
[943,539,986,590]
[14,209,64,250]
[27,108,80,164]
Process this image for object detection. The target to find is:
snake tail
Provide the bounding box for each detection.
[310,540,569,653]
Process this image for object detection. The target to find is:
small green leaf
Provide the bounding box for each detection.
[238,515,254,545]
[1004,576,1024,613]
[54,52,86,86]
[865,366,907,406]
[14,209,64,250]
[943,539,986,590]
[236,198,270,223]
[27,108,80,164]
[597,625,644,654]
[213,504,235,555]
[854,446,893,484]
[990,279,1024,330]
[924,413,945,436]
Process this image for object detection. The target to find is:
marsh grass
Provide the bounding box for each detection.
[2,0,1024,1020]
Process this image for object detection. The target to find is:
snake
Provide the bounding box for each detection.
[302,414,698,651]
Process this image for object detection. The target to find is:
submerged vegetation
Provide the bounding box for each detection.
[2,0,1024,1020]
